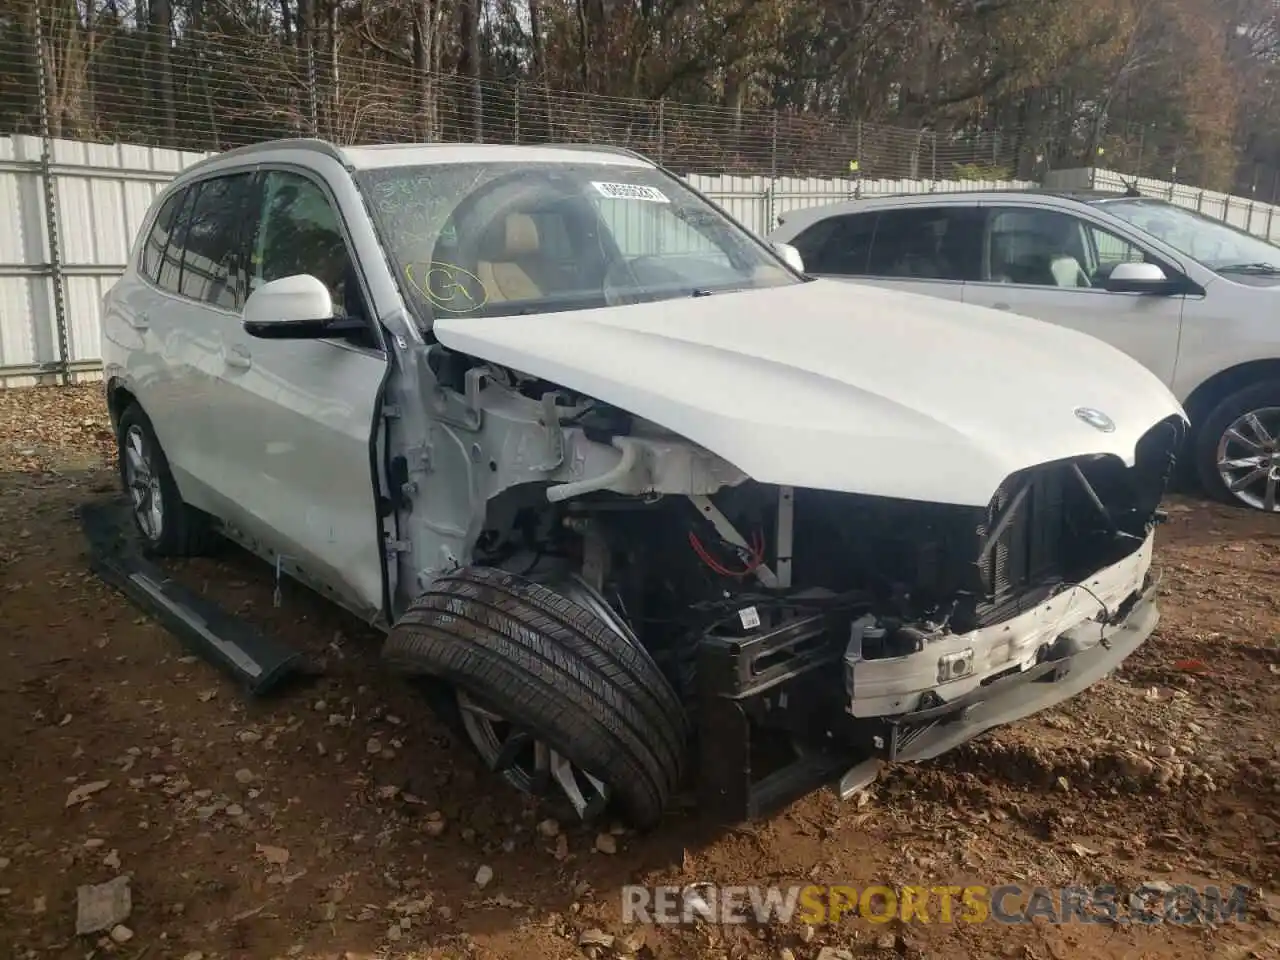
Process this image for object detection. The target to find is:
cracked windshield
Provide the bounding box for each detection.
[357,162,797,321]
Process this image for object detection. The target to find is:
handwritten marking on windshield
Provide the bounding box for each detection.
[405,262,490,313]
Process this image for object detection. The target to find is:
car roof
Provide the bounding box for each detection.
[180,137,654,178]
[772,187,1164,231]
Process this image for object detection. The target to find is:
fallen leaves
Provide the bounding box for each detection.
[65,780,110,807]
[255,843,290,867]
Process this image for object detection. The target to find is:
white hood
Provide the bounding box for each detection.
[433,279,1186,506]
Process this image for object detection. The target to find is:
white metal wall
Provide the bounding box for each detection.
[0,135,211,386]
[3,134,1157,388]
[1044,167,1280,242]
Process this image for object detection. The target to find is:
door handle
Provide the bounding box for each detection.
[128,312,149,330]
[992,302,1011,310]
[224,345,252,370]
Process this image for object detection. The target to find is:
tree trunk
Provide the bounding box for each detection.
[412,0,437,141]
[190,0,220,149]
[459,0,482,140]
[528,0,544,79]
[327,0,340,133]
[576,0,590,89]
[297,0,317,135]
[279,0,293,44]
[83,0,96,122]
[151,0,176,143]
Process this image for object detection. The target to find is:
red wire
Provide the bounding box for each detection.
[688,528,766,578]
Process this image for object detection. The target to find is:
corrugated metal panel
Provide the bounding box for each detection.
[6,146,1280,388]
[0,135,50,381]
[0,135,211,385]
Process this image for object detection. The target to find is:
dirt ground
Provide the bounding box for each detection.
[2,385,1279,960]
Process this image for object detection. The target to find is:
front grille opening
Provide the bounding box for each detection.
[972,414,1182,627]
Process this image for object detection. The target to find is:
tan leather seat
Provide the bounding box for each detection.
[476,213,544,302]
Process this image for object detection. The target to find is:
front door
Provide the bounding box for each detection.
[208,167,389,620]
[791,206,982,303]
[963,205,1185,385]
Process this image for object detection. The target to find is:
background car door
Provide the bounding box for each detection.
[788,206,983,302]
[207,167,388,620]
[962,205,1185,385]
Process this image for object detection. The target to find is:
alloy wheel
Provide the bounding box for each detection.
[1216,406,1280,512]
[122,425,165,540]
[455,688,611,821]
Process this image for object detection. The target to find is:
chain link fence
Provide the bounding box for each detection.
[0,16,1047,181]
[2,6,1270,384]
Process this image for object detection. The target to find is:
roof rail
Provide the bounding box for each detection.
[540,142,654,163]
[180,137,348,177]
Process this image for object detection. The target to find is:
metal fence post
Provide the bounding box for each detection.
[512,81,521,145]
[657,99,665,163]
[305,44,318,136]
[766,110,777,230]
[33,0,70,386]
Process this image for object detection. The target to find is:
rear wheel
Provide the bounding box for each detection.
[383,565,688,828]
[1194,382,1280,512]
[116,403,218,555]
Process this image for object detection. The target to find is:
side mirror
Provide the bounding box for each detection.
[1105,261,1175,294]
[772,241,806,274]
[243,274,362,339]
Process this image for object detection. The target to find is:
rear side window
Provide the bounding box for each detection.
[179,173,254,309]
[791,213,876,275]
[867,207,983,281]
[156,187,196,293]
[141,189,185,284]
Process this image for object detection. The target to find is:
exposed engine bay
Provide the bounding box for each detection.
[414,351,1184,820]
[452,353,1186,710]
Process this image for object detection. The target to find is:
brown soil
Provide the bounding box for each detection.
[2,385,1278,960]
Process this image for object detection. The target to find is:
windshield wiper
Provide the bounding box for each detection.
[1216,262,1280,275]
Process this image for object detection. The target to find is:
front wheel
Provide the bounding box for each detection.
[383,566,689,828]
[1194,381,1280,512]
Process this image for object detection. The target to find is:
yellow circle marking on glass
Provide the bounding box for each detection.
[406,261,490,313]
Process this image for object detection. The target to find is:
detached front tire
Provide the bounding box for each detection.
[384,566,688,828]
[116,403,217,555]
[1194,381,1280,512]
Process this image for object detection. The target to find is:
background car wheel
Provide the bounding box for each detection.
[1194,381,1280,512]
[116,403,218,555]
[383,565,689,828]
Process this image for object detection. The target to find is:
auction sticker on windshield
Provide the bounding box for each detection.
[592,181,670,203]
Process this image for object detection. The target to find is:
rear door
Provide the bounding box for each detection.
[123,177,254,512]
[962,204,1185,384]
[205,166,389,620]
[787,205,983,302]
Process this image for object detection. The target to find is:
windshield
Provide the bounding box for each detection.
[1095,198,1280,273]
[355,161,798,322]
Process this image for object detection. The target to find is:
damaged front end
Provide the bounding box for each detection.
[669,414,1186,821]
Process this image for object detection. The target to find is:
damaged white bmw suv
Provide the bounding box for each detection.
[101,139,1187,827]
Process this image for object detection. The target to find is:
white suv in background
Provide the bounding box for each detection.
[770,191,1280,513]
[99,140,1186,828]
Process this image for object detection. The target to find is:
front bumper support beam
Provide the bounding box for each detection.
[693,571,1160,824]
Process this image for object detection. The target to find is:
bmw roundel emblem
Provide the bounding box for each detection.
[1074,407,1116,433]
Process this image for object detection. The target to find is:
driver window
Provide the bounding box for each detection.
[249,171,363,321]
[986,208,1107,288]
